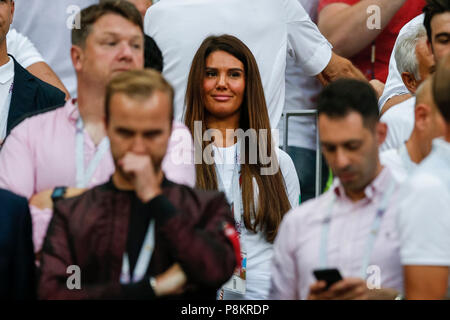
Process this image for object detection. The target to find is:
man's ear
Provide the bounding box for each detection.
[376,122,388,146]
[414,104,431,131]
[401,72,418,94]
[71,45,83,72]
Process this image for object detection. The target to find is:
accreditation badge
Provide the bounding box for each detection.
[222,251,247,295]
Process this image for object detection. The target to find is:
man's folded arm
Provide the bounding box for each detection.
[38,203,157,300]
[318,52,368,86]
[148,192,238,288]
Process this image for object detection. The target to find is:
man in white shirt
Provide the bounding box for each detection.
[6,28,69,98]
[12,0,98,98]
[279,0,330,202]
[379,97,416,152]
[0,0,65,142]
[270,79,402,300]
[144,0,366,130]
[380,77,445,182]
[380,0,450,114]
[378,14,424,113]
[7,29,43,70]
[396,53,450,300]
[380,25,434,152]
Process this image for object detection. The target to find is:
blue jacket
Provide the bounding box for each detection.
[6,55,65,136]
[0,189,36,299]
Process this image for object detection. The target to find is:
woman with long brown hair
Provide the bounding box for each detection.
[184,35,300,300]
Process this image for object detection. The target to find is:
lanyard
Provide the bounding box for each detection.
[0,81,13,140]
[318,181,396,279]
[120,220,155,284]
[215,141,243,236]
[75,117,110,188]
[215,142,248,296]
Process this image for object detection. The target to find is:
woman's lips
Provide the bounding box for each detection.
[212,95,232,102]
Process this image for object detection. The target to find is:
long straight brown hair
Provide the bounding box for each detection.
[184,35,291,243]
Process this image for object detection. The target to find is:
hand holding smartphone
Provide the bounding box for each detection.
[313,268,343,289]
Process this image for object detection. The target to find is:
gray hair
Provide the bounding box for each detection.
[395,25,427,80]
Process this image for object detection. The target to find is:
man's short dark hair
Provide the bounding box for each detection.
[72,1,143,47]
[317,79,379,129]
[423,0,450,44]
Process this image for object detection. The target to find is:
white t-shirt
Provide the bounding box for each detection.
[144,0,332,130]
[214,145,300,300]
[380,143,417,183]
[380,97,415,152]
[278,0,322,150]
[396,139,450,281]
[12,0,98,97]
[378,14,424,110]
[213,144,238,193]
[6,29,44,68]
[0,57,14,140]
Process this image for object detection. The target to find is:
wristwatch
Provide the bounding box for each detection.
[51,186,67,203]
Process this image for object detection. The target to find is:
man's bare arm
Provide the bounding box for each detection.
[317,52,367,86]
[318,0,406,57]
[404,265,449,300]
[29,188,87,210]
[26,62,70,99]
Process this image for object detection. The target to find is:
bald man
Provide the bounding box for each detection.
[396,54,450,300]
[380,77,446,182]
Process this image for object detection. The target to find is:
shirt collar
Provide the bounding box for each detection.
[333,166,393,202]
[432,138,450,161]
[0,57,14,84]
[65,98,80,124]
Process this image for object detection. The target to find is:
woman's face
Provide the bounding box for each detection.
[203,50,246,120]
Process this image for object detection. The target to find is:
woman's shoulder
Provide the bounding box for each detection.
[275,147,296,170]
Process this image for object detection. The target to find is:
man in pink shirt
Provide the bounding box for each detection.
[0,2,195,254]
[270,79,403,300]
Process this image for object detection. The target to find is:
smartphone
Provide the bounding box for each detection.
[313,268,343,289]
